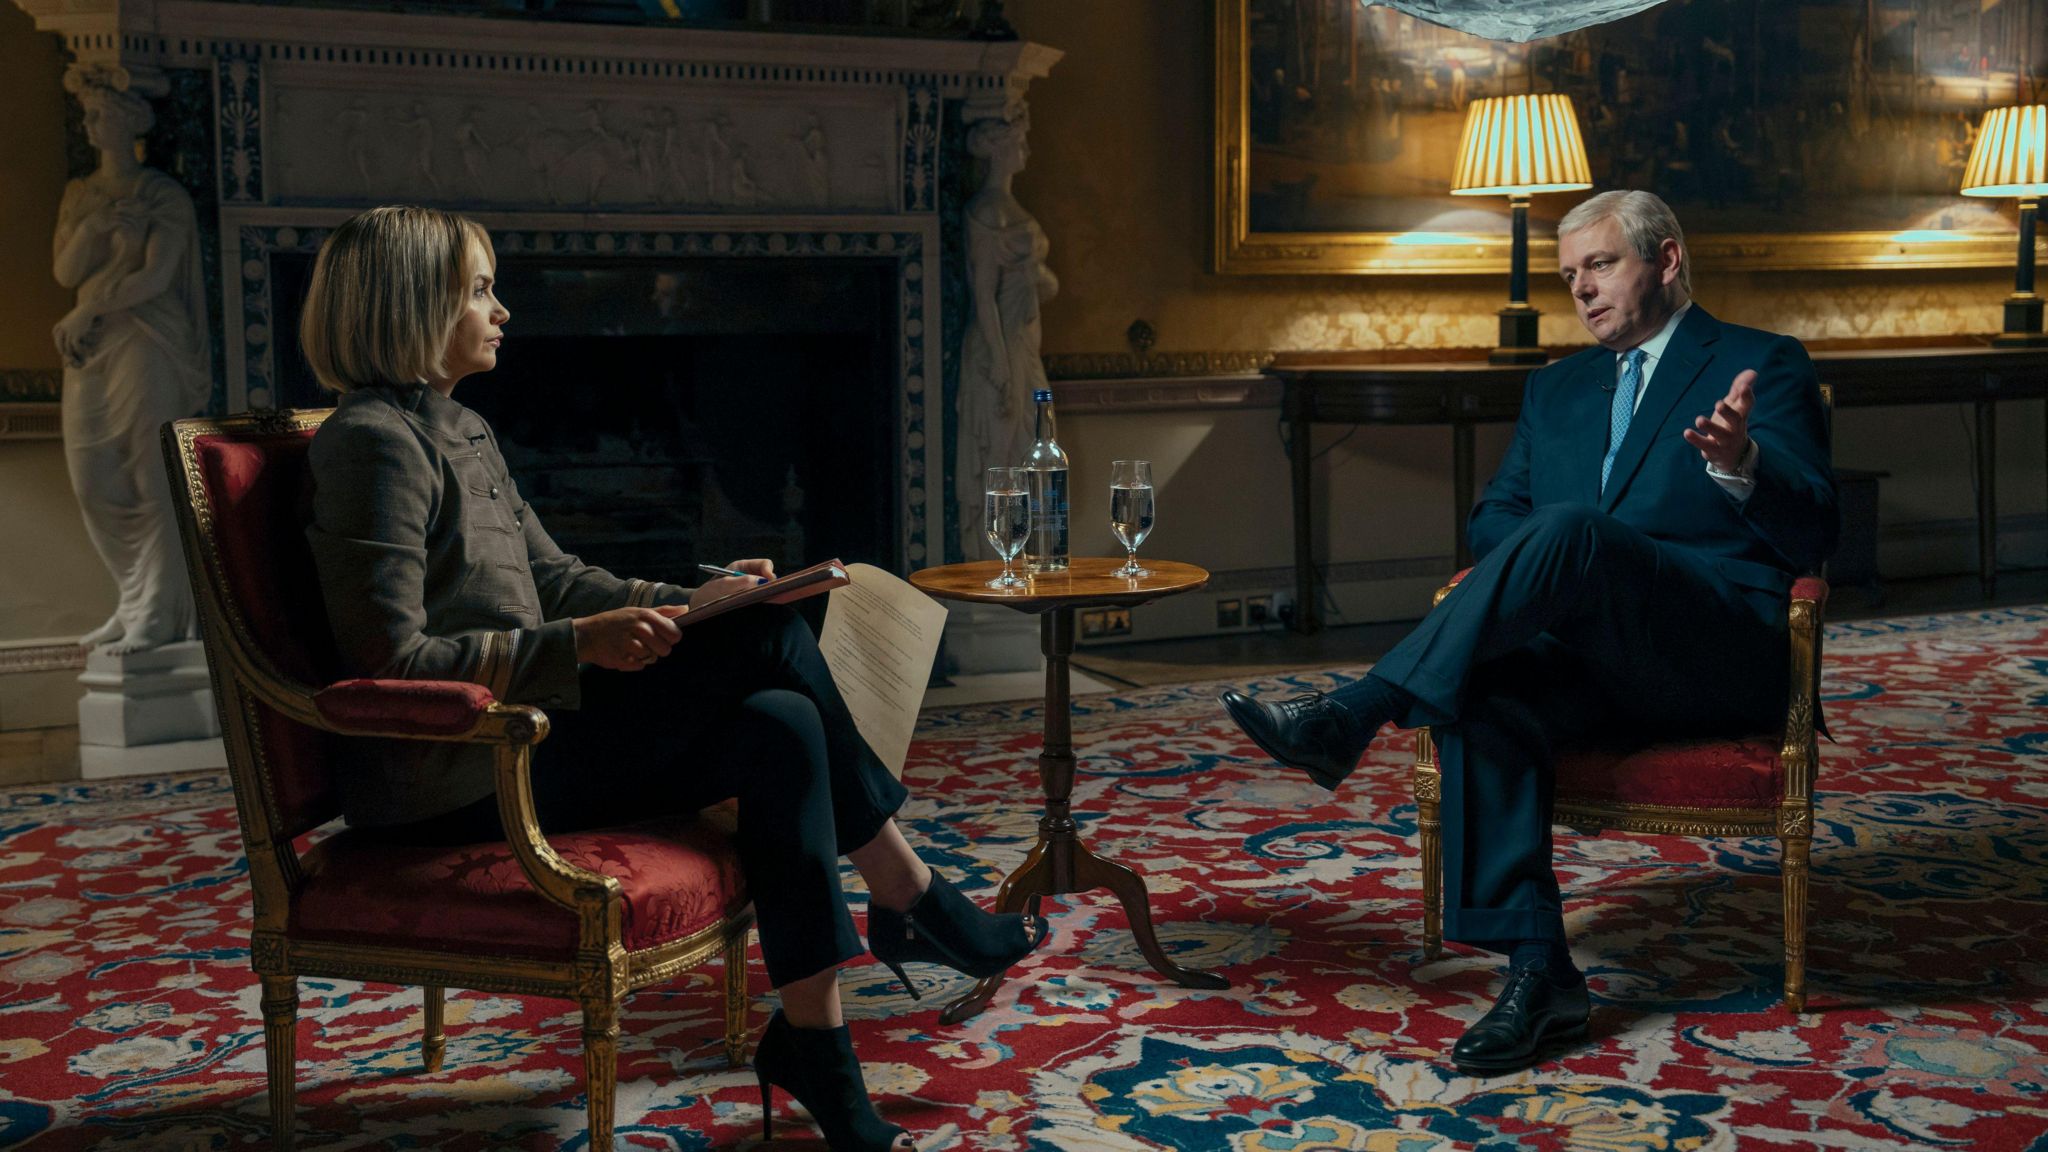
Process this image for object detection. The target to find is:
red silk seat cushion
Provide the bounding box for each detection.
[1555,736,1783,809]
[292,818,748,959]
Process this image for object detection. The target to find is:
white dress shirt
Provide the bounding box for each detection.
[1615,301,1758,502]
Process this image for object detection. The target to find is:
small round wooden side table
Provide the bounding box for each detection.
[909,557,1230,1023]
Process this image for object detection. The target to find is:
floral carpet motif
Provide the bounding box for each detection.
[4,606,2048,1150]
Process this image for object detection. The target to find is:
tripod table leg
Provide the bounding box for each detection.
[939,841,1058,1025]
[1073,842,1229,990]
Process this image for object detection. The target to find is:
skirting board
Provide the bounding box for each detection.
[925,666,1115,709]
[1879,513,2047,579]
[80,737,228,781]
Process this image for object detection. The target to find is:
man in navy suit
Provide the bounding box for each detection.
[1223,190,1838,1074]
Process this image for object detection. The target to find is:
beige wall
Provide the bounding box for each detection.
[0,5,116,653]
[1009,0,2045,607]
[0,2,69,367]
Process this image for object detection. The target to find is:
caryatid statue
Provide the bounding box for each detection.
[955,112,1058,561]
[50,67,212,655]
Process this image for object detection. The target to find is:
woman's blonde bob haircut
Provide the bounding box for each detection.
[300,205,494,393]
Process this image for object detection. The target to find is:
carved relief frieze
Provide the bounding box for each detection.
[215,54,261,203]
[0,369,61,403]
[267,87,898,213]
[902,83,938,212]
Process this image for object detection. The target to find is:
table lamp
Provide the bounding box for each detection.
[1451,93,1593,366]
[1960,104,2048,347]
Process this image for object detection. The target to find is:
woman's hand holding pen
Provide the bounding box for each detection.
[577,560,776,669]
[689,557,776,610]
[574,607,683,671]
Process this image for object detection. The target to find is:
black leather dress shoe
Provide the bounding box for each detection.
[1218,690,1368,790]
[1451,965,1591,1075]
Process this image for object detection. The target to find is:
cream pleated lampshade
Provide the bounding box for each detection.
[1961,105,2048,198]
[1449,93,1594,197]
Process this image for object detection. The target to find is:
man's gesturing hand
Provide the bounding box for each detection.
[573,607,683,671]
[1683,368,1755,473]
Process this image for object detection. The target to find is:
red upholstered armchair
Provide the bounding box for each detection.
[1412,570,1827,1013]
[163,410,754,1150]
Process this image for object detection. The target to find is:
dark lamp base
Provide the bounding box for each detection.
[1490,305,1547,367]
[1995,294,2047,346]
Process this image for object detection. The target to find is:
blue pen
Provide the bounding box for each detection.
[699,563,768,583]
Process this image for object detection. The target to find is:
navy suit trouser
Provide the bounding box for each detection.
[1341,503,1788,953]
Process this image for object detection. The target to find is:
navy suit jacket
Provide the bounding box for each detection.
[1468,305,1839,614]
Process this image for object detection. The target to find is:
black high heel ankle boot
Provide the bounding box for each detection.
[753,1009,908,1152]
[868,871,1052,999]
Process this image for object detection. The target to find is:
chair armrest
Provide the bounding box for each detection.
[305,679,600,914]
[489,743,622,925]
[1432,567,1474,607]
[1790,576,1829,609]
[311,679,547,745]
[311,681,607,918]
[1780,576,1829,800]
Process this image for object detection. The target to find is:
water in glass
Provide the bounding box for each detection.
[984,466,1030,589]
[1109,459,1153,578]
[1110,484,1154,551]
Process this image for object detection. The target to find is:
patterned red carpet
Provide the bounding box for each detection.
[3,606,2048,1151]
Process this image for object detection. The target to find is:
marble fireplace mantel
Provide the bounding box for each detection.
[14,0,1061,590]
[16,0,1060,93]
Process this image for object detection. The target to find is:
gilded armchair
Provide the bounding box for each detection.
[163,408,755,1149]
[1412,572,1828,1013]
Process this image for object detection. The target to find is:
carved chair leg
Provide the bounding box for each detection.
[582,996,620,1152]
[722,928,751,1067]
[422,985,446,1073]
[1781,831,1811,1015]
[259,975,299,1151]
[1414,743,1444,961]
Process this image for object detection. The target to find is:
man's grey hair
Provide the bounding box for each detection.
[1557,190,1692,299]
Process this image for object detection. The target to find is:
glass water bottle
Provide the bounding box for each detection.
[1022,387,1070,572]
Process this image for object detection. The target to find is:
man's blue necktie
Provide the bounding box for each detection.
[1601,348,1646,493]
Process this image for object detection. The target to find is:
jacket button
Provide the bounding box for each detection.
[490,486,500,499]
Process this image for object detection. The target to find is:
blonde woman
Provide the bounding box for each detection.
[301,206,1047,1151]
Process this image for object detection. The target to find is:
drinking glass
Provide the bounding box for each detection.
[984,467,1031,589]
[1109,459,1154,578]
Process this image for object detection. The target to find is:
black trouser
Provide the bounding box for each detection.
[377,605,908,988]
[1347,504,1787,953]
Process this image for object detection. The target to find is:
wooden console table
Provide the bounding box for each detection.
[1271,344,2048,633]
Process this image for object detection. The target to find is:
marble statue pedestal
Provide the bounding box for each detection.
[77,640,227,780]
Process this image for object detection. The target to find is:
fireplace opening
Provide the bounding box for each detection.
[269,254,902,590]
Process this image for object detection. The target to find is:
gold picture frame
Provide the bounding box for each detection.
[1214,0,2032,276]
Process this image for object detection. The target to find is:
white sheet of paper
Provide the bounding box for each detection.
[819,563,949,778]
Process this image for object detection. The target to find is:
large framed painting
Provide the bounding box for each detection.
[1215,0,2043,274]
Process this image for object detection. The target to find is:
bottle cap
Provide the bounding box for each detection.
[1034,388,1053,402]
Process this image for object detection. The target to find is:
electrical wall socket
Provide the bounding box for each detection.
[1080,607,1133,640]
[1270,591,1296,628]
[1216,590,1295,631]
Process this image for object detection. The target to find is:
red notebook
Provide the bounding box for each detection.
[671,559,850,627]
